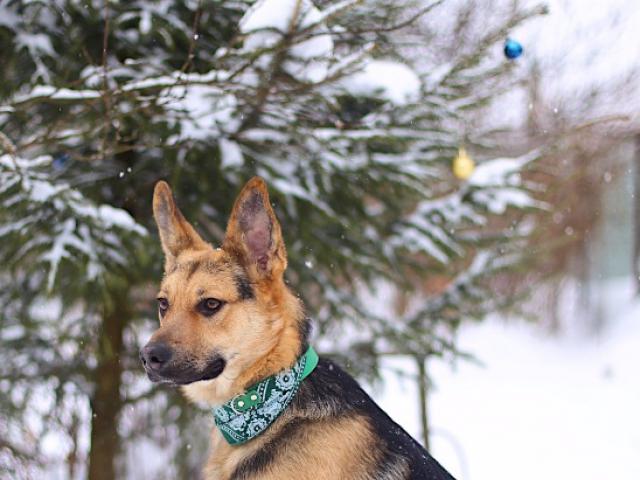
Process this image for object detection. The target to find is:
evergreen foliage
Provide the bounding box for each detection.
[0,0,546,477]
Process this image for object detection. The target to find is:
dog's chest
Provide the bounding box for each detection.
[203,430,250,480]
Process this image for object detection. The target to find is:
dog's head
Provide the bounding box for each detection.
[140,177,303,403]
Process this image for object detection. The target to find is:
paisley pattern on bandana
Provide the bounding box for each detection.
[212,346,318,445]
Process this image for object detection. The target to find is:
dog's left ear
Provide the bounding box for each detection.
[153,181,208,269]
[223,177,287,281]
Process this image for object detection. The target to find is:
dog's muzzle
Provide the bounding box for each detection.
[140,342,226,385]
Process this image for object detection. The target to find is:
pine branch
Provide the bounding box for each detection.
[344,0,445,35]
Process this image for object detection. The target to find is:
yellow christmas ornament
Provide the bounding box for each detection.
[452,147,475,180]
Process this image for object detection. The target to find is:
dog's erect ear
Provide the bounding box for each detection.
[153,181,207,267]
[223,177,287,281]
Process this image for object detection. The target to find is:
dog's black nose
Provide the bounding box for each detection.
[140,342,173,371]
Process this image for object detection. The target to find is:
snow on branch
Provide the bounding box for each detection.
[389,149,543,264]
[4,68,235,110]
[313,0,363,25]
[121,69,232,92]
[10,85,101,106]
[340,59,422,105]
[239,0,334,83]
[0,154,147,291]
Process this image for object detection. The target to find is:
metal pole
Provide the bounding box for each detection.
[416,355,430,451]
[634,134,640,295]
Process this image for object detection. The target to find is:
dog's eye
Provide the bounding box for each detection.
[157,298,169,316]
[197,298,224,317]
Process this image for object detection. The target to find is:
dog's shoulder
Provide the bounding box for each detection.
[295,357,456,480]
[229,358,456,480]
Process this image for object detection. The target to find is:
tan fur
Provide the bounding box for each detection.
[149,178,391,479]
[150,178,304,406]
[205,414,382,480]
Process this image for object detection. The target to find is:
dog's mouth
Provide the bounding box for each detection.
[143,355,226,386]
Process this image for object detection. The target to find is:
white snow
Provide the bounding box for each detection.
[341,60,422,105]
[240,0,302,33]
[314,0,362,24]
[465,151,545,214]
[41,218,83,290]
[521,0,640,99]
[1,154,147,291]
[472,188,537,214]
[11,85,101,105]
[312,126,429,140]
[1,324,25,341]
[239,0,334,83]
[0,5,19,28]
[219,138,244,168]
[385,148,539,264]
[288,34,334,83]
[15,32,55,57]
[96,205,147,235]
[372,278,640,480]
[26,179,66,202]
[163,85,238,142]
[139,9,152,35]
[483,0,640,128]
[390,225,451,263]
[7,68,235,110]
[121,69,229,92]
[28,297,64,322]
[468,151,538,188]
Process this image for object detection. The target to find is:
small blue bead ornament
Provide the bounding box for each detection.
[504,38,523,59]
[52,153,70,170]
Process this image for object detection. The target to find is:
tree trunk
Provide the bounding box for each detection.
[87,291,127,480]
[416,355,430,451]
[66,412,80,479]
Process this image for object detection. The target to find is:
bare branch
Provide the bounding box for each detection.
[344,0,445,35]
[100,0,111,160]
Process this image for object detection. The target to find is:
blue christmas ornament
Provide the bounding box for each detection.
[504,38,523,60]
[52,153,70,170]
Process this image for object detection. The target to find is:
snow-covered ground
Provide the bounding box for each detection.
[373,278,640,480]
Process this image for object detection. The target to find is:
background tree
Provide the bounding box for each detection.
[1,0,550,477]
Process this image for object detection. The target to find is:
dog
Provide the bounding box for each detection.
[140,177,456,480]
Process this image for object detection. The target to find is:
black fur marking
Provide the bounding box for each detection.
[297,317,311,356]
[227,357,455,479]
[167,263,179,275]
[235,275,254,300]
[185,261,201,280]
[230,418,307,480]
[234,358,455,479]
[300,359,456,479]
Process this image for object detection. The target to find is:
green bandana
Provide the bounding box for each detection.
[213,346,319,445]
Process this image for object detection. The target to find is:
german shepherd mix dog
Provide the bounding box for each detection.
[141,178,456,480]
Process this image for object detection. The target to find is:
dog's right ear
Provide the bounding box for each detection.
[223,177,287,282]
[153,181,207,269]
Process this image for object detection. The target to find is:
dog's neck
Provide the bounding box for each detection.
[234,284,308,390]
[182,281,308,407]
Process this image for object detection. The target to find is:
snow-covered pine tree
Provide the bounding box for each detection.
[0,0,546,477]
